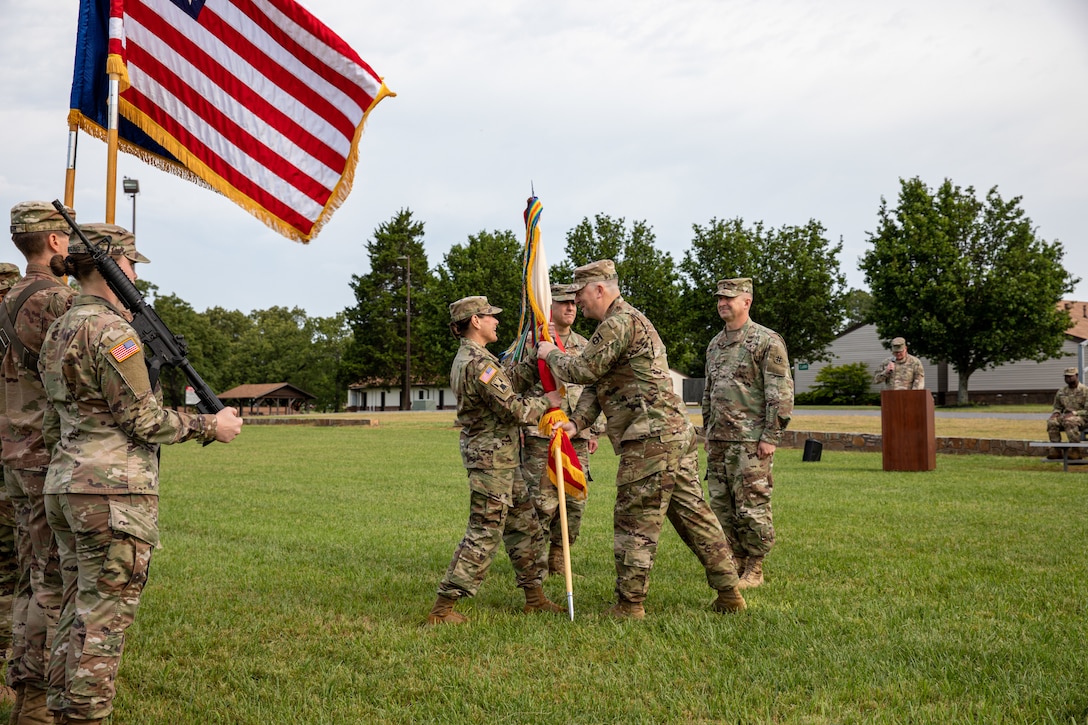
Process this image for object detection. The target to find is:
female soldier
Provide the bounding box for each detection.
[38,224,242,724]
[427,296,562,624]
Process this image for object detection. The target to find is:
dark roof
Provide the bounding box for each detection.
[218,383,314,400]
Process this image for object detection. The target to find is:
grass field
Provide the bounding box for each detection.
[13,415,1087,724]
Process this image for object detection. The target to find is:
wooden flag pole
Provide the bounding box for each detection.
[554,434,574,621]
[104,72,121,224]
[64,121,78,209]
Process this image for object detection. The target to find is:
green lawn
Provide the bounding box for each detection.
[19,420,1087,724]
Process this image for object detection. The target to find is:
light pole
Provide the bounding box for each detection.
[398,255,411,411]
[122,177,140,233]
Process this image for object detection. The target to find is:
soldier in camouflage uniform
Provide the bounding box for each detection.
[1046,367,1088,460]
[873,337,925,390]
[427,296,563,625]
[538,261,745,619]
[2,202,76,724]
[515,284,603,575]
[38,225,243,724]
[0,260,23,708]
[702,278,793,590]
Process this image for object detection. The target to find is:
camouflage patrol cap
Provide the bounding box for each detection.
[551,283,576,302]
[1065,367,1080,377]
[569,259,618,291]
[449,295,502,323]
[10,201,75,235]
[69,224,151,264]
[891,337,907,350]
[714,278,753,297]
[0,262,21,290]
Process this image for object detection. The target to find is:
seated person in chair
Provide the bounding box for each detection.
[1047,367,1088,460]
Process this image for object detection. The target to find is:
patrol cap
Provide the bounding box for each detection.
[10,201,75,235]
[714,278,753,297]
[551,283,576,302]
[891,337,907,350]
[69,224,151,264]
[569,259,618,291]
[0,262,21,290]
[449,295,502,323]
[1064,367,1080,377]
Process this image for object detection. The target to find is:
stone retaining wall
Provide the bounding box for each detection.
[243,417,378,427]
[779,430,1037,457]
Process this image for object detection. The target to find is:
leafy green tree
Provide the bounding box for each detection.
[860,177,1078,404]
[342,209,431,409]
[553,215,686,363]
[840,288,874,333]
[679,218,847,376]
[420,229,525,378]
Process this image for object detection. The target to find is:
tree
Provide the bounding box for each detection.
[420,229,525,378]
[860,177,1079,404]
[679,218,847,376]
[840,288,874,333]
[554,215,686,364]
[342,209,431,408]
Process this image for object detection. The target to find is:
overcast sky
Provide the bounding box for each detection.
[1,0,1085,319]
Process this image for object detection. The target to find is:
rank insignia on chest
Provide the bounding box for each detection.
[110,338,141,362]
[479,365,498,384]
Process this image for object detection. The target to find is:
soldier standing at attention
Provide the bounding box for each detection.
[538,261,746,619]
[0,261,22,708]
[39,225,243,725]
[2,202,76,723]
[1046,367,1087,460]
[874,337,925,390]
[427,296,564,625]
[516,284,602,576]
[702,278,793,590]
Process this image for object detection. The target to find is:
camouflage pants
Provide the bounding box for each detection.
[5,467,62,688]
[614,431,739,604]
[520,435,588,548]
[45,493,158,721]
[1047,413,1085,442]
[706,441,776,559]
[0,481,16,661]
[437,468,547,600]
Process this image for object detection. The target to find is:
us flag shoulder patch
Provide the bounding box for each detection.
[110,338,140,362]
[479,365,498,384]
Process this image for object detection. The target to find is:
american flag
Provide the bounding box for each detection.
[70,0,393,242]
[110,338,141,362]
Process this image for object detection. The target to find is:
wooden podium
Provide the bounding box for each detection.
[880,390,936,471]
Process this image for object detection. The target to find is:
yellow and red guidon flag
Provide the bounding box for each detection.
[505,196,586,501]
[69,0,393,242]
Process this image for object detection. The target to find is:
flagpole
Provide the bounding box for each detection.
[64,121,79,208]
[104,72,121,224]
[554,435,574,620]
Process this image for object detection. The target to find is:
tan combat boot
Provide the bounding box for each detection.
[547,543,564,576]
[738,557,764,589]
[523,586,564,614]
[426,594,468,625]
[712,586,747,613]
[1046,447,1063,460]
[605,600,645,620]
[17,685,54,725]
[1068,447,1083,461]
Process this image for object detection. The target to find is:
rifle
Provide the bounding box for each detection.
[50,199,225,416]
